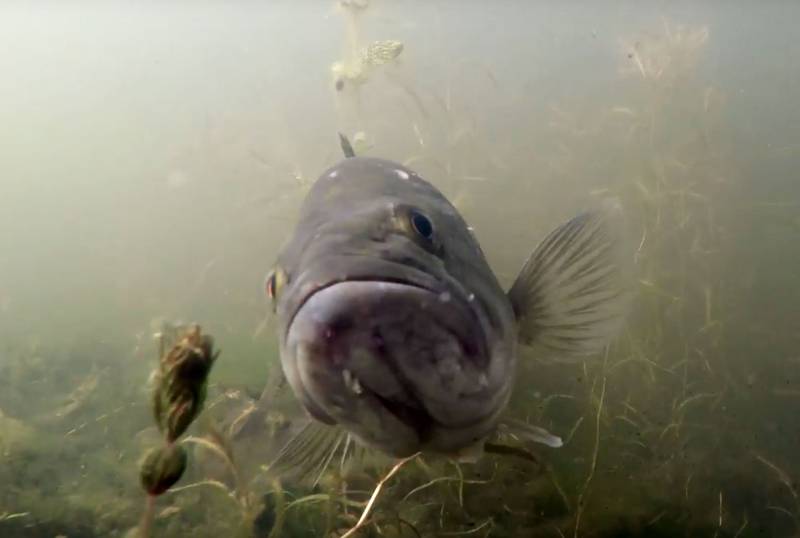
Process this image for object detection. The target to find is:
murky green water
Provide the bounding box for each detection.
[1,1,799,537]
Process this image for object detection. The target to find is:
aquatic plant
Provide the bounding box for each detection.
[518,18,799,537]
[136,324,219,538]
[618,19,710,85]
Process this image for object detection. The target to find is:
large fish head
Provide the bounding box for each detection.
[269,157,517,458]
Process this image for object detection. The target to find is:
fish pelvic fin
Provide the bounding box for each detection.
[508,197,633,360]
[338,132,356,158]
[496,416,563,448]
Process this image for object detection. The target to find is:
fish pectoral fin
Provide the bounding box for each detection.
[258,360,373,486]
[483,442,541,465]
[496,416,563,448]
[265,419,372,487]
[265,419,346,486]
[507,197,633,360]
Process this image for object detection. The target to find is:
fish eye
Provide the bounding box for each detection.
[265,271,277,299]
[409,210,434,240]
[266,268,288,307]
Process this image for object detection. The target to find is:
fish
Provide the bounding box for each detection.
[260,135,631,483]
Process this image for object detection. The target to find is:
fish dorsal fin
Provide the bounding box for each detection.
[508,198,632,360]
[338,132,356,158]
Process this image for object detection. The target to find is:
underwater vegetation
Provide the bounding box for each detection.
[1,4,799,538]
[137,323,218,537]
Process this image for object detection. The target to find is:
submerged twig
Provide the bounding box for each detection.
[340,453,419,538]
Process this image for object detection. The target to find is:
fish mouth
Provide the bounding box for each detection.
[283,276,435,342]
[281,279,495,456]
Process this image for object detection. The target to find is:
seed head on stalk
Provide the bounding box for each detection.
[136,324,219,538]
[152,324,219,442]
